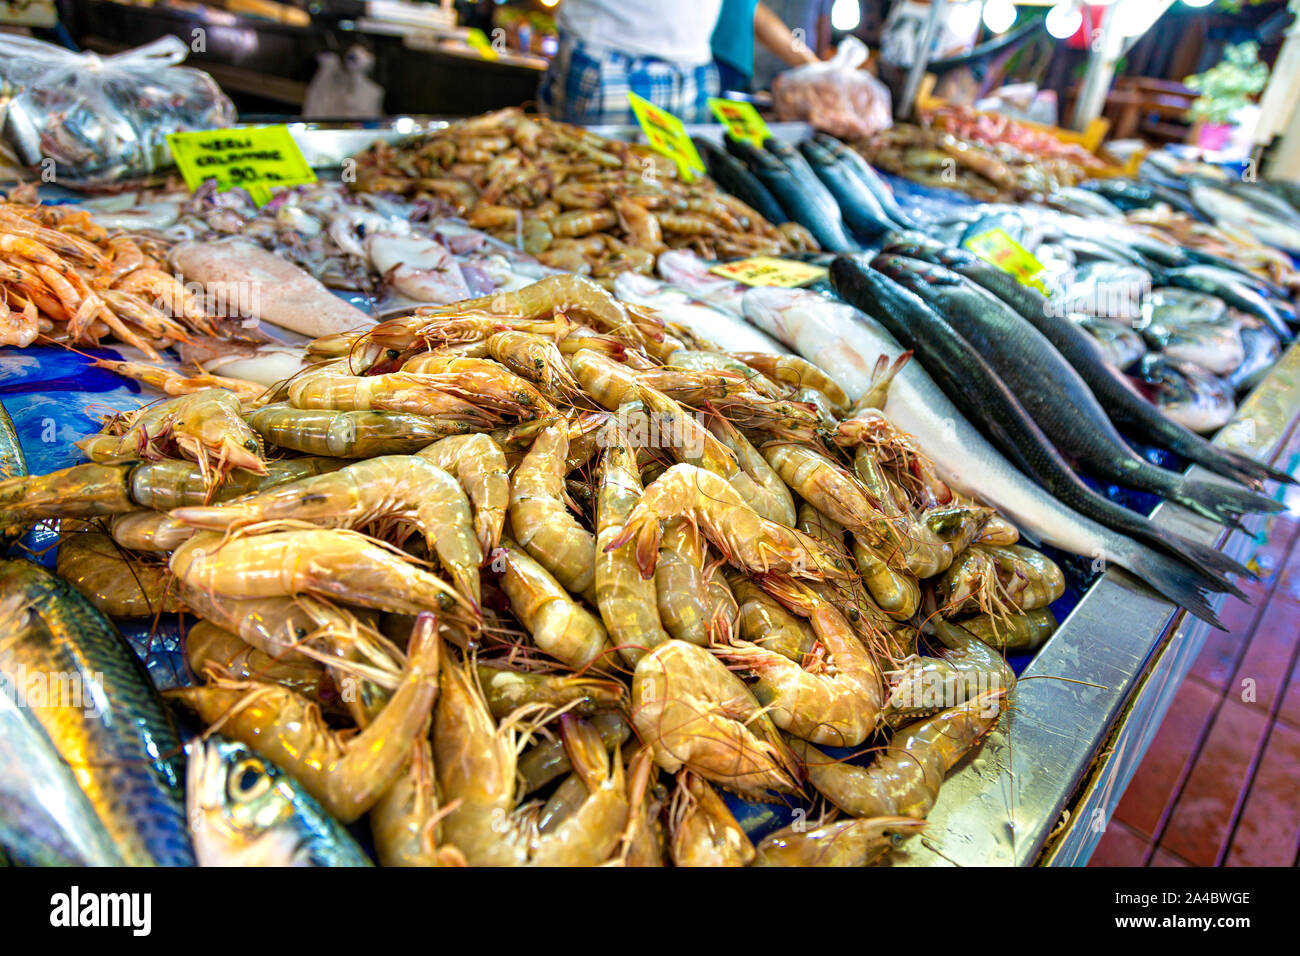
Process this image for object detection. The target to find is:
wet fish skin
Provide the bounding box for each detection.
[1137,355,1237,435]
[1161,267,1293,342]
[845,264,1248,592]
[0,559,194,866]
[874,254,1284,528]
[188,735,371,867]
[900,244,1295,489]
[725,138,858,252]
[799,139,902,241]
[812,133,920,229]
[692,138,788,228]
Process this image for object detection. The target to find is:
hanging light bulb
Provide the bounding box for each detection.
[1045,2,1083,39]
[831,0,861,32]
[1182,0,1214,6]
[983,0,1018,34]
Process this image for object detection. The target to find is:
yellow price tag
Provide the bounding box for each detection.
[167,125,317,207]
[707,98,770,147]
[963,227,1048,293]
[627,92,705,182]
[466,27,499,60]
[710,256,827,288]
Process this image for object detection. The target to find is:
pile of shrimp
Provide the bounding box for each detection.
[348,108,818,278]
[0,272,1067,866]
[0,187,217,357]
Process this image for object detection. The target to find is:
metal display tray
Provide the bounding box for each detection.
[888,341,1300,867]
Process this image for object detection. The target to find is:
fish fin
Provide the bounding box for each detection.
[1118,543,1226,630]
[1214,448,1296,487]
[1174,477,1285,525]
[1141,527,1253,598]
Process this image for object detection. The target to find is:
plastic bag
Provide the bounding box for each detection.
[771,37,892,140]
[302,46,385,120]
[0,35,235,189]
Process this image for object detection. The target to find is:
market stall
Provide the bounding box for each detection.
[0,0,1297,871]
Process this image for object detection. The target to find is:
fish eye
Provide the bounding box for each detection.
[228,758,271,801]
[243,439,259,451]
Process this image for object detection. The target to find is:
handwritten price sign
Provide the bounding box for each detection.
[963,227,1049,293]
[167,125,316,207]
[710,256,827,288]
[707,98,771,147]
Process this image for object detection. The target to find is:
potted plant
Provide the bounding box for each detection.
[1184,41,1270,151]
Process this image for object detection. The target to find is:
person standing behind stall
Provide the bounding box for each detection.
[752,0,833,90]
[712,0,823,93]
[539,0,724,124]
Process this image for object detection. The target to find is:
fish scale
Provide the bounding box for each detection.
[0,559,194,866]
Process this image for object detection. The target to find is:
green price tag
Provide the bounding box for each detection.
[627,92,705,182]
[964,227,1048,293]
[466,27,498,60]
[707,98,770,147]
[166,125,317,207]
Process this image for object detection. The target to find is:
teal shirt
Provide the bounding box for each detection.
[711,0,760,77]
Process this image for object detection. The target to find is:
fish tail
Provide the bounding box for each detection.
[1213,448,1296,487]
[1113,540,1226,630]
[1138,525,1253,599]
[1173,476,1284,525]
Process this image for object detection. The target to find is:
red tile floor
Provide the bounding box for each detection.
[1088,496,1300,867]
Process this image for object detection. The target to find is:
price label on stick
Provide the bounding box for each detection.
[710,256,827,288]
[627,92,706,182]
[963,227,1049,293]
[166,125,317,208]
[707,97,771,146]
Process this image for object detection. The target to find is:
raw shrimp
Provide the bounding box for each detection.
[594,431,670,666]
[186,620,334,709]
[92,359,265,402]
[0,462,135,523]
[494,534,611,669]
[172,456,483,610]
[631,640,799,799]
[517,712,630,794]
[397,354,557,419]
[170,528,469,617]
[619,747,669,866]
[960,606,1058,653]
[114,389,267,482]
[851,537,921,622]
[416,433,509,553]
[704,413,796,527]
[717,575,885,747]
[729,352,850,412]
[168,612,442,823]
[287,360,499,426]
[607,464,851,583]
[668,771,755,867]
[752,816,925,867]
[791,689,1005,820]
[655,520,738,646]
[247,406,469,458]
[508,423,597,601]
[109,510,195,552]
[434,655,628,866]
[729,572,817,661]
[937,544,1064,618]
[486,330,584,402]
[476,664,624,720]
[886,614,1016,721]
[56,523,182,618]
[369,740,468,867]
[128,457,345,511]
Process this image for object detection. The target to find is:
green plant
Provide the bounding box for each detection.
[1184,42,1270,125]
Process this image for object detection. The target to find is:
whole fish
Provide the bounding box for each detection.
[655,250,747,318]
[874,254,1282,528]
[1227,323,1282,394]
[0,560,194,866]
[798,139,904,240]
[692,138,789,228]
[1076,316,1146,370]
[1047,186,1124,220]
[1083,178,1206,220]
[1160,266,1292,342]
[888,235,1292,488]
[812,133,920,229]
[725,138,858,252]
[1191,182,1300,255]
[1136,355,1236,435]
[1138,289,1244,376]
[188,735,371,867]
[839,263,1247,591]
[613,272,784,353]
[743,281,1224,628]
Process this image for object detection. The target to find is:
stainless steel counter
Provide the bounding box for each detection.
[890,340,1300,867]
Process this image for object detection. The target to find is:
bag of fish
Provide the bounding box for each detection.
[0,34,235,189]
[771,37,893,140]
